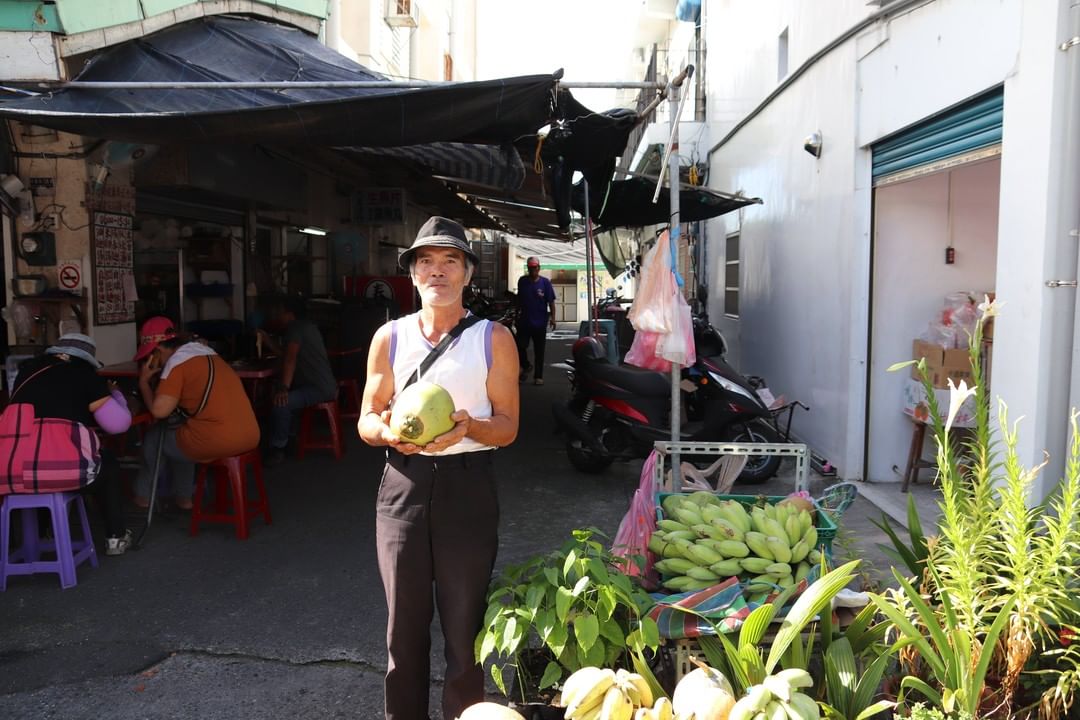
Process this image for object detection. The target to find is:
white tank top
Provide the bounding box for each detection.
[389,312,496,456]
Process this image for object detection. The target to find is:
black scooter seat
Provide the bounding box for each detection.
[582,357,671,397]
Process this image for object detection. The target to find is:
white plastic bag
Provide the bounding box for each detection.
[658,290,696,367]
[627,231,674,333]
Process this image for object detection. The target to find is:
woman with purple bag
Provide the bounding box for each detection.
[12,334,134,555]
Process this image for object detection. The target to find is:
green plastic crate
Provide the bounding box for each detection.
[655,492,837,557]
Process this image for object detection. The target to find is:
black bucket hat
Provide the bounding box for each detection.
[398,216,479,270]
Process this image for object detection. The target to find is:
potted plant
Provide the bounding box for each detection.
[871,298,1080,719]
[475,528,662,712]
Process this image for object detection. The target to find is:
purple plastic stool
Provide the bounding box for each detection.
[1,492,98,590]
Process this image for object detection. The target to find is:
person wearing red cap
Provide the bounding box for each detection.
[133,317,260,509]
[516,256,557,385]
[359,216,519,720]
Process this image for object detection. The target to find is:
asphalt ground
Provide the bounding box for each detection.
[0,333,895,719]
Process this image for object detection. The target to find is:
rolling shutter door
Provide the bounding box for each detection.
[872,88,1003,186]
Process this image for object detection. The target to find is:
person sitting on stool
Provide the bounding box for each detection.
[258,296,337,465]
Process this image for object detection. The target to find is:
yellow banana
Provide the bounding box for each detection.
[774,669,813,689]
[686,565,720,582]
[789,692,820,719]
[765,536,792,564]
[710,518,746,541]
[762,675,794,703]
[802,526,818,549]
[728,685,773,720]
[657,519,690,533]
[651,697,673,720]
[599,685,634,720]
[709,558,744,577]
[789,539,810,564]
[764,562,792,577]
[785,515,802,546]
[744,532,774,561]
[761,518,790,547]
[765,700,787,720]
[739,557,774,574]
[620,672,653,709]
[562,667,611,709]
[686,543,723,566]
[565,669,616,717]
[632,709,655,720]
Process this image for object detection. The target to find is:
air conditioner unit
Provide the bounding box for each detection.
[385,0,419,28]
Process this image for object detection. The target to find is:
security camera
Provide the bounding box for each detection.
[803,132,823,158]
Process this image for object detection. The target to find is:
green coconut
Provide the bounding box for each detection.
[389,380,456,445]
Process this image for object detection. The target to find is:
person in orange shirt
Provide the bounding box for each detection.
[133,317,260,509]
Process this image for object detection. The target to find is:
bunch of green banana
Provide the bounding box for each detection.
[727,669,819,720]
[561,667,656,720]
[653,494,824,599]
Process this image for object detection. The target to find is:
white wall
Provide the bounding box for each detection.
[706,45,860,475]
[703,0,1028,479]
[867,160,1000,483]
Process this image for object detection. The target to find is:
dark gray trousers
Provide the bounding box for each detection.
[376,449,499,720]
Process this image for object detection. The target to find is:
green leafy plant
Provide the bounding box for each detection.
[689,562,872,689]
[905,703,974,720]
[878,298,1080,719]
[820,636,895,720]
[869,493,929,581]
[475,528,662,702]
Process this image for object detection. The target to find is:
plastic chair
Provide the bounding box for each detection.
[1,491,98,590]
[190,450,271,540]
[297,401,344,460]
[338,378,362,423]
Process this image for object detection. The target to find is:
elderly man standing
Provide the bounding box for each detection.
[516,256,557,385]
[359,216,519,720]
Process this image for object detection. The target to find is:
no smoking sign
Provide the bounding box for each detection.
[58,261,82,291]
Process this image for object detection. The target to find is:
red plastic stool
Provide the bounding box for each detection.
[298,401,344,460]
[190,450,272,540]
[338,378,362,423]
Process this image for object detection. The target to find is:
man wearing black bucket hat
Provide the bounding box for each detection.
[359,216,519,720]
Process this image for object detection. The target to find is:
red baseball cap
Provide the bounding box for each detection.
[134,316,178,361]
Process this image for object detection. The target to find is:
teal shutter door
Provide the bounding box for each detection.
[872,88,1003,182]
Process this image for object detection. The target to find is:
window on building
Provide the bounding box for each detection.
[724,233,740,318]
[778,27,789,81]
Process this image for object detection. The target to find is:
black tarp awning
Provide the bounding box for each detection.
[572,177,762,229]
[0,16,556,147]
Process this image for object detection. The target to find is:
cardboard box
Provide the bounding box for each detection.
[902,377,976,428]
[911,340,943,382]
[911,339,974,389]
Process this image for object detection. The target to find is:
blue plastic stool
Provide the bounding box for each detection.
[578,319,619,363]
[1,492,98,590]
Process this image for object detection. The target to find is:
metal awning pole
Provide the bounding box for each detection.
[666,66,693,492]
[583,179,596,335]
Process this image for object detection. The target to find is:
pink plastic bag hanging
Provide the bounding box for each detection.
[628,232,675,334]
[625,329,673,372]
[612,451,660,589]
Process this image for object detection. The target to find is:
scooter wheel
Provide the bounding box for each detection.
[723,420,783,484]
[566,439,614,473]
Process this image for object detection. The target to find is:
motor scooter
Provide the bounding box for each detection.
[552,317,783,482]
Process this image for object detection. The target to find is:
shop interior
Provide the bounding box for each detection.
[866,156,1001,484]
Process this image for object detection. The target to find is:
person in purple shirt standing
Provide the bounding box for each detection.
[515,256,557,385]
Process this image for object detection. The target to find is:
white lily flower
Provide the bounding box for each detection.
[977,294,1002,319]
[945,378,978,432]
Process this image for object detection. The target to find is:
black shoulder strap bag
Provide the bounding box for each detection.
[166,356,216,428]
[401,315,484,391]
